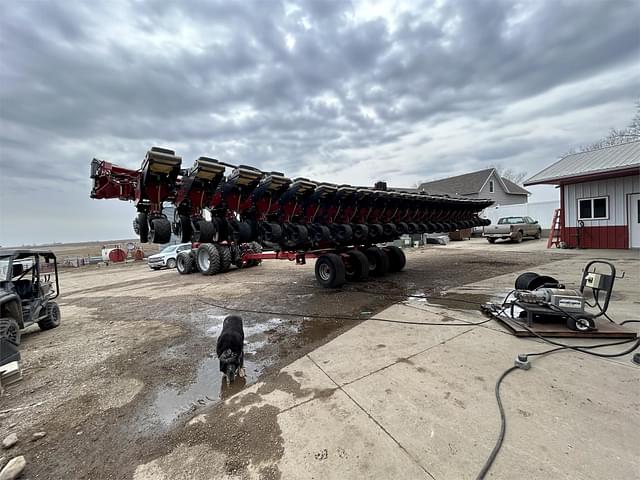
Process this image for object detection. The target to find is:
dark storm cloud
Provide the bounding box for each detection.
[0,0,638,245]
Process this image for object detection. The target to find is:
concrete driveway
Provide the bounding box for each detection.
[136,244,639,479]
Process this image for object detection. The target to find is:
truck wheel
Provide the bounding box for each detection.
[534,229,542,239]
[216,244,232,272]
[0,317,21,345]
[365,246,390,277]
[315,254,346,288]
[149,217,172,244]
[137,212,149,243]
[166,258,177,269]
[384,246,406,272]
[487,238,496,244]
[38,302,61,331]
[176,252,195,274]
[192,220,215,243]
[196,244,221,275]
[344,250,369,281]
[512,231,523,243]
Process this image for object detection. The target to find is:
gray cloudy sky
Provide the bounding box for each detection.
[0,0,638,246]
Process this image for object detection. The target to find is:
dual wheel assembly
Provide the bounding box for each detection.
[175,242,262,275]
[315,246,406,288]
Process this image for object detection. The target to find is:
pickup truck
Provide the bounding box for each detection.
[483,216,542,243]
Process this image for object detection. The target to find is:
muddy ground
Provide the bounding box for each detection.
[0,245,564,479]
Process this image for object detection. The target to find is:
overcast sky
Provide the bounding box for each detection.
[0,0,638,246]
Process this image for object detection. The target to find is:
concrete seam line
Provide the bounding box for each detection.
[339,327,476,388]
[306,354,438,480]
[275,388,340,416]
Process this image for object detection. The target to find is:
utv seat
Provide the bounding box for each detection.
[13,280,34,300]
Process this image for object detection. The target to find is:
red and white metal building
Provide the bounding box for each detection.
[525,141,640,249]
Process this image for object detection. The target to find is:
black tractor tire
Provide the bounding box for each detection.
[149,217,172,244]
[260,222,283,242]
[315,253,346,288]
[344,250,369,281]
[365,246,390,277]
[384,246,406,272]
[137,212,149,243]
[38,302,61,331]
[367,223,384,241]
[351,224,369,244]
[192,220,215,243]
[216,244,232,272]
[487,237,496,244]
[176,252,195,274]
[230,220,253,243]
[196,243,221,275]
[512,231,523,243]
[0,317,21,345]
[178,215,192,243]
[407,223,420,234]
[331,224,353,244]
[382,223,397,238]
[396,222,409,235]
[310,224,331,243]
[284,223,308,247]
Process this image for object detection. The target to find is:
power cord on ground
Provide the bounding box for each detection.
[196,297,495,327]
[477,302,639,479]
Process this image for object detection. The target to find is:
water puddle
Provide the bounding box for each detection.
[151,356,263,426]
[138,310,301,430]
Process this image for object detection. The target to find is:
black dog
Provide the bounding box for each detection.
[216,315,244,384]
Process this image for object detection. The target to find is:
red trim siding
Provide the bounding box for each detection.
[563,225,628,249]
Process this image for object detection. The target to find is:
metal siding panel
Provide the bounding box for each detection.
[565,184,576,227]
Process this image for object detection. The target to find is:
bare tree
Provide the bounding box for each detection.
[565,101,640,156]
[488,164,528,184]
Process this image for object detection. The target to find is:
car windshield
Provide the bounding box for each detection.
[498,217,525,224]
[160,245,177,253]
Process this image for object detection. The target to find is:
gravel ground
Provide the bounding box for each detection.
[0,243,564,479]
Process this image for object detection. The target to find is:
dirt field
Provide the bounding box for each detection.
[0,244,565,479]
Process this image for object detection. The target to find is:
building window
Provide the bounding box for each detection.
[578,197,608,220]
[489,180,494,193]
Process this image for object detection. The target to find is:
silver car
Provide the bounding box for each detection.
[147,243,192,270]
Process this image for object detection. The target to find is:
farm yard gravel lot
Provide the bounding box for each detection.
[0,243,564,479]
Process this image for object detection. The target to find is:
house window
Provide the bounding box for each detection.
[489,180,494,193]
[578,197,608,220]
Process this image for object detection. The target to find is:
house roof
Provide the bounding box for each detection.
[417,168,530,196]
[524,141,640,186]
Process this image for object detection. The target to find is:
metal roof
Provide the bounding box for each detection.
[524,141,640,186]
[418,168,530,196]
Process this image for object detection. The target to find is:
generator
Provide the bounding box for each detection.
[510,260,619,332]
